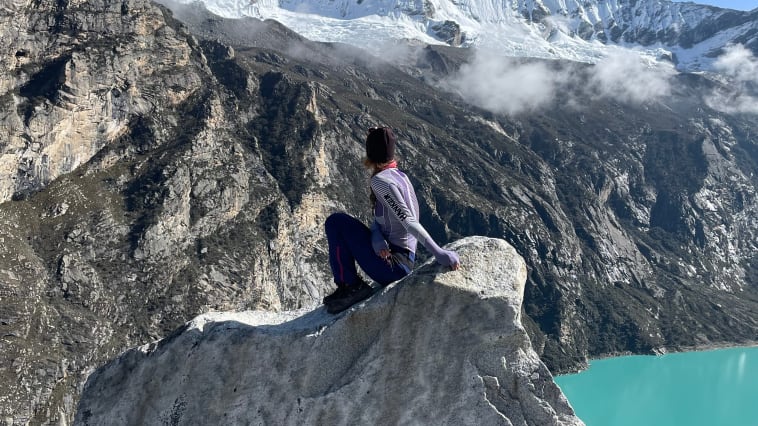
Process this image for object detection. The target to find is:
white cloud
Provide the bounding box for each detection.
[365,39,425,68]
[706,44,758,115]
[441,48,677,115]
[441,50,564,115]
[713,44,758,83]
[586,51,675,104]
[705,91,758,115]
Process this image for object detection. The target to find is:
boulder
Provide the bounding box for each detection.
[75,237,583,425]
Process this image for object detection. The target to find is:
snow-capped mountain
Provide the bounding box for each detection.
[164,0,758,71]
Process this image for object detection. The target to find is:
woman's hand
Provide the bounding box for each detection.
[435,249,461,271]
[378,249,391,263]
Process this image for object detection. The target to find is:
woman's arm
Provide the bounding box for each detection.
[370,219,390,258]
[372,179,460,268]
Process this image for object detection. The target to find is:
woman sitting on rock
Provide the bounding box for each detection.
[323,126,461,314]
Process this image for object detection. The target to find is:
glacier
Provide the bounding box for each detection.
[161,0,758,71]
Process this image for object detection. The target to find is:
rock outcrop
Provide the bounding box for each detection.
[75,237,583,426]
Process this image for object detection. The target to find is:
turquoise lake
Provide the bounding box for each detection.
[554,346,758,426]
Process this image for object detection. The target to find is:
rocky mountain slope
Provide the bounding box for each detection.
[169,0,758,70]
[1,0,757,424]
[76,237,584,426]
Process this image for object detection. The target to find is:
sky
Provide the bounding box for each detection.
[674,0,756,10]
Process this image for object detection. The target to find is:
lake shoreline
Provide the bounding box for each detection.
[557,340,758,376]
[656,340,758,356]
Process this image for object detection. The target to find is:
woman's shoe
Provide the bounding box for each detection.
[323,284,348,305]
[325,281,374,314]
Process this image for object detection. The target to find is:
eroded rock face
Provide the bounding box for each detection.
[0,1,329,423]
[0,0,204,202]
[75,237,583,426]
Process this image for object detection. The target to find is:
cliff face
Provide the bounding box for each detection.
[0,0,202,202]
[2,1,333,422]
[75,237,584,426]
[1,0,758,424]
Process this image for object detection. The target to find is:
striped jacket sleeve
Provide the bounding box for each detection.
[370,176,446,257]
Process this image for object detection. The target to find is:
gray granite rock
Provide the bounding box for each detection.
[75,237,583,426]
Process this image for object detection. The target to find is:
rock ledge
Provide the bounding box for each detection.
[76,237,583,426]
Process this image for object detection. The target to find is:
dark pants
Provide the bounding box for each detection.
[325,212,410,286]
